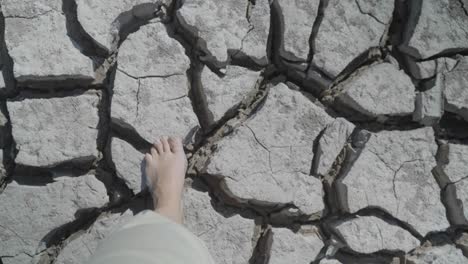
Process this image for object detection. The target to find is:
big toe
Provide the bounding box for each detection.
[168,137,184,153]
[145,153,152,162]
[144,153,156,174]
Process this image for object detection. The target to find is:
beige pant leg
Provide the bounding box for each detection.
[87,210,215,264]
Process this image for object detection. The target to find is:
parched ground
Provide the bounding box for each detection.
[0,0,468,263]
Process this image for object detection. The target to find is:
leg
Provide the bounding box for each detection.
[144,136,187,224]
[88,139,216,264]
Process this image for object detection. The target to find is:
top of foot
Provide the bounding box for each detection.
[145,136,187,223]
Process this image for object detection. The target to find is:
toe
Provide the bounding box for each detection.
[161,136,170,152]
[144,153,153,163]
[168,137,183,153]
[144,153,155,191]
[144,152,155,171]
[154,140,163,154]
[151,146,159,157]
[144,153,154,169]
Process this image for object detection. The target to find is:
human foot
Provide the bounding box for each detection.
[144,136,187,223]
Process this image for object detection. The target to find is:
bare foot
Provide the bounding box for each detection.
[144,136,187,223]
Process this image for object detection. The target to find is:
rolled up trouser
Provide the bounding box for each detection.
[87,210,215,264]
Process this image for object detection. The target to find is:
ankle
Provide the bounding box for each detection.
[153,194,180,209]
[155,205,182,224]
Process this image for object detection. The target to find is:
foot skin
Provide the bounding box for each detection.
[145,136,187,224]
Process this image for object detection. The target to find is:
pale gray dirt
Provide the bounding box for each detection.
[0,111,7,182]
[204,83,332,215]
[313,0,393,77]
[183,184,257,264]
[444,143,468,183]
[414,75,445,126]
[269,226,323,264]
[200,65,260,127]
[335,62,416,118]
[456,232,468,254]
[318,259,342,264]
[400,0,468,59]
[277,0,319,62]
[404,244,467,264]
[0,0,467,263]
[315,118,355,176]
[7,92,101,167]
[111,137,146,194]
[0,175,108,264]
[341,128,450,236]
[75,0,152,51]
[111,21,199,144]
[444,56,468,122]
[176,0,270,65]
[2,0,94,84]
[453,178,468,221]
[0,74,6,92]
[333,216,419,254]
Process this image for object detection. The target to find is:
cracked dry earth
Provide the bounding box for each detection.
[1,0,468,263]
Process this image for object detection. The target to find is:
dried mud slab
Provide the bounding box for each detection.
[400,0,468,59]
[340,128,450,236]
[313,0,393,77]
[269,226,324,264]
[333,216,419,254]
[7,92,101,167]
[2,0,94,84]
[183,186,257,264]
[335,62,416,119]
[111,22,199,144]
[404,244,467,264]
[0,174,108,264]
[204,83,333,215]
[176,0,270,65]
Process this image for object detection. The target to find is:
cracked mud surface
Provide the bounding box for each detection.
[0,0,467,263]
